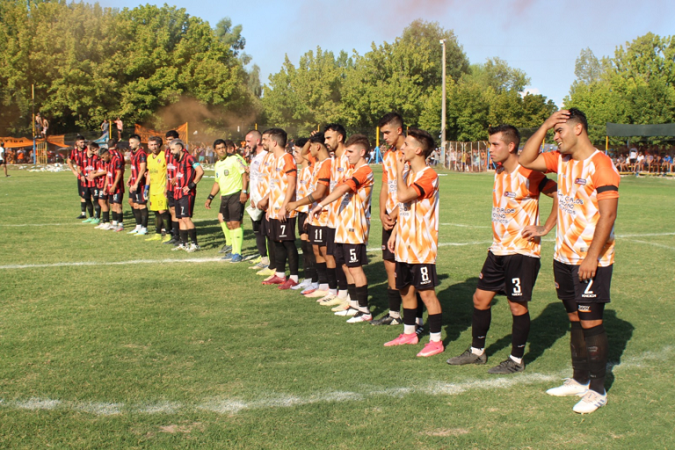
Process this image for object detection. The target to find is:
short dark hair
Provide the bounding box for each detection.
[488,124,521,150]
[407,128,435,158]
[265,128,287,148]
[170,139,186,149]
[324,123,346,143]
[213,139,226,148]
[224,139,236,149]
[295,137,308,148]
[129,134,141,142]
[98,147,109,157]
[107,139,117,148]
[165,130,179,139]
[148,136,163,146]
[75,135,85,141]
[567,108,588,132]
[309,133,325,144]
[88,142,100,150]
[378,112,404,129]
[345,134,370,153]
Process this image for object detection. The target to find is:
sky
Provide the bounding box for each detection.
[99,0,675,107]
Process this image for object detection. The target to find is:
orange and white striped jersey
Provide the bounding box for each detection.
[395,167,439,264]
[382,148,409,214]
[335,164,374,244]
[310,157,332,227]
[297,158,314,214]
[328,152,351,228]
[255,151,276,207]
[490,165,556,258]
[542,150,620,266]
[269,152,297,219]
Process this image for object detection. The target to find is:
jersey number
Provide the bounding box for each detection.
[512,278,522,295]
[280,225,286,236]
[584,280,594,295]
[315,228,322,240]
[181,206,185,215]
[420,267,430,282]
[349,248,358,263]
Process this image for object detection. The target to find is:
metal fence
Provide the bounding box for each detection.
[439,141,492,172]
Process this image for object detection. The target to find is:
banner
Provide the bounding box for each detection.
[0,136,69,149]
[134,123,188,144]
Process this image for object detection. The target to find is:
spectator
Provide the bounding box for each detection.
[41,116,49,138]
[114,117,123,140]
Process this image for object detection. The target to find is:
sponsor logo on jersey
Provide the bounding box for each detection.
[578,305,591,312]
[505,191,517,198]
[575,178,587,185]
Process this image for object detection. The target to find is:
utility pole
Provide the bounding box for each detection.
[440,39,447,168]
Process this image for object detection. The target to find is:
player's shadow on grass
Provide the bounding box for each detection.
[438,277,480,346]
[605,309,634,391]
[481,301,569,364]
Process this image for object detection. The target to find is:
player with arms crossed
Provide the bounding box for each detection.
[309,135,374,322]
[170,139,205,252]
[127,134,149,235]
[245,130,271,268]
[520,108,620,414]
[447,125,558,373]
[145,136,171,241]
[385,129,444,357]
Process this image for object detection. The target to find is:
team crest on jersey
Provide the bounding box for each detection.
[505,191,517,198]
[575,178,587,185]
[224,169,230,176]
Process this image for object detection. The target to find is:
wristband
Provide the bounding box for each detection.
[242,189,248,194]
[188,182,196,189]
[207,194,215,201]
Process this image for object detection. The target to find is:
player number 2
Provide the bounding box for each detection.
[420,267,430,282]
[584,279,594,295]
[512,278,522,295]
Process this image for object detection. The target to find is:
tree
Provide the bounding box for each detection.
[215,17,246,56]
[466,57,530,94]
[574,48,603,85]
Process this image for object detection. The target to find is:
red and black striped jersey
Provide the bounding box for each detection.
[129,149,147,187]
[166,150,177,192]
[80,152,99,188]
[69,147,85,179]
[107,153,125,194]
[173,151,199,199]
[94,158,106,189]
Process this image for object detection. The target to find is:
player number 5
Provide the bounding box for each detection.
[349,248,357,263]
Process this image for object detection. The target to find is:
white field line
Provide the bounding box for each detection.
[0,346,669,416]
[0,218,218,228]
[627,239,675,251]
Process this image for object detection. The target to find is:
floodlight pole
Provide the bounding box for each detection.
[440,39,447,168]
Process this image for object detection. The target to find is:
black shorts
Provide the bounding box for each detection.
[395,262,439,291]
[110,192,124,204]
[325,227,337,256]
[381,227,396,262]
[309,225,328,247]
[130,190,147,205]
[297,212,309,236]
[167,191,175,208]
[79,185,95,199]
[554,260,613,312]
[269,218,296,241]
[251,216,262,233]
[220,192,244,223]
[334,243,368,268]
[476,251,541,302]
[175,195,195,219]
[0,159,5,165]
[95,188,108,201]
[263,215,274,239]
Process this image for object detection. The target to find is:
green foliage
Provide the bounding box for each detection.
[566,33,675,143]
[466,57,531,94]
[0,2,255,135]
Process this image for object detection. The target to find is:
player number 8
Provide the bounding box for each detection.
[420,267,429,282]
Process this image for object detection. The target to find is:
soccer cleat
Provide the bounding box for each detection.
[172,243,186,251]
[278,279,299,290]
[219,244,232,254]
[446,348,487,365]
[546,378,589,397]
[331,302,350,312]
[249,255,262,264]
[573,390,607,414]
[487,358,525,374]
[346,312,372,323]
[94,222,106,229]
[262,275,286,285]
[162,235,173,243]
[256,267,275,277]
[76,214,87,219]
[114,225,124,232]
[371,314,403,326]
[305,289,331,298]
[186,243,200,253]
[127,228,139,234]
[221,252,233,261]
[300,283,320,295]
[136,228,148,236]
[320,297,345,307]
[82,217,94,224]
[145,234,163,241]
[230,254,243,263]
[417,340,445,357]
[334,307,358,317]
[384,333,419,347]
[91,218,101,225]
[163,238,177,245]
[249,261,268,270]
[291,279,311,290]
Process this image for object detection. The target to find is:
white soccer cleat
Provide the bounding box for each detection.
[127,226,140,234]
[573,390,607,414]
[172,243,186,251]
[346,312,372,323]
[546,378,589,397]
[291,279,312,290]
[186,243,200,253]
[334,307,358,317]
[136,228,148,236]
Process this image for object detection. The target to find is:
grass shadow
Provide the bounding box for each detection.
[438,277,481,346]
[605,308,634,392]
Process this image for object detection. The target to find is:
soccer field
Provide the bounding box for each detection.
[0,167,674,449]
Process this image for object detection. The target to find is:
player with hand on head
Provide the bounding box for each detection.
[446,124,558,373]
[205,139,249,263]
[309,134,374,321]
[384,129,444,357]
[126,134,148,235]
[170,139,205,252]
[520,108,620,414]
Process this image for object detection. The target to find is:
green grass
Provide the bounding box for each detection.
[0,166,674,449]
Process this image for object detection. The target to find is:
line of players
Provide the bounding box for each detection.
[66,131,206,253]
[67,107,619,415]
